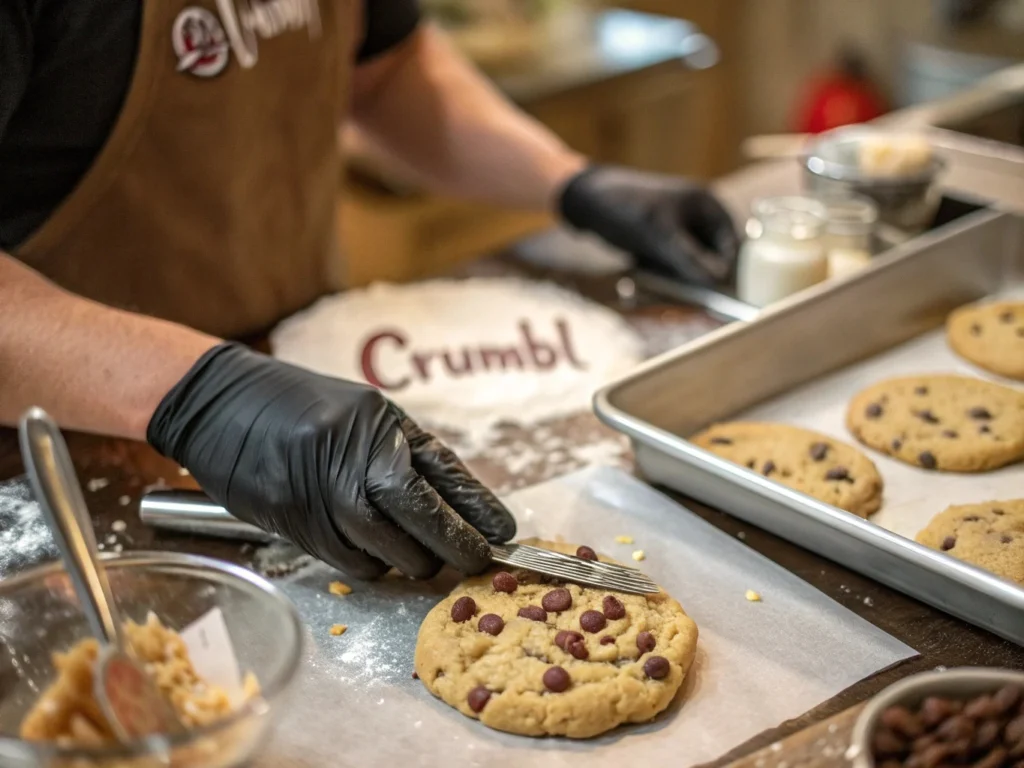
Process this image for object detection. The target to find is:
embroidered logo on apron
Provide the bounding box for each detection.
[173,7,231,77]
[174,1,322,75]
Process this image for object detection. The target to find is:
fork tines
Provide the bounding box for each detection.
[490,544,660,595]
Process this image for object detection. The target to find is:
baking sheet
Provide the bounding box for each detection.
[256,466,915,768]
[736,296,1024,541]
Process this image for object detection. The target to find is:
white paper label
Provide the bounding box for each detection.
[179,607,244,706]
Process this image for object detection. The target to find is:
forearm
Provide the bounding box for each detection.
[351,25,585,211]
[0,255,219,440]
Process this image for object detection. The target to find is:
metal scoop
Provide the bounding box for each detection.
[19,407,184,742]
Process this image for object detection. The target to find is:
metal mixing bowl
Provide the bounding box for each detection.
[0,552,303,767]
[847,667,1024,768]
[802,126,947,234]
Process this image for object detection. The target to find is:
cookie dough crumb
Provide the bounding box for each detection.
[329,624,347,637]
[111,520,127,533]
[178,467,190,476]
[328,581,353,596]
[631,550,646,562]
[118,495,131,506]
[86,478,109,492]
[615,535,634,545]
[745,590,762,602]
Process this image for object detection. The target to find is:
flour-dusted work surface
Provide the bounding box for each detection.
[256,467,915,768]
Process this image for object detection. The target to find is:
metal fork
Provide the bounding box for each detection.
[140,490,660,594]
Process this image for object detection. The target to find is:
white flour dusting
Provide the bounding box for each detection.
[271,278,644,454]
[0,478,56,578]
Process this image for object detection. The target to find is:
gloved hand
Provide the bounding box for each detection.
[559,165,740,285]
[147,343,516,580]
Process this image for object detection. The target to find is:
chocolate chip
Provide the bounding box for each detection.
[980,425,992,434]
[555,630,584,651]
[970,323,982,336]
[993,508,1005,516]
[1006,713,1024,744]
[969,406,993,420]
[973,719,1001,750]
[935,714,974,742]
[880,706,923,739]
[451,596,477,623]
[825,466,851,481]
[962,515,982,522]
[914,409,940,424]
[866,403,884,418]
[872,728,907,758]
[963,694,999,720]
[919,451,938,469]
[710,436,732,445]
[600,635,617,645]
[492,571,518,593]
[468,686,491,713]
[915,742,956,768]
[579,610,606,633]
[993,684,1021,714]
[1000,310,1015,323]
[809,442,829,461]
[920,697,962,728]
[941,430,958,438]
[1018,327,1024,338]
[1002,534,1014,544]
[891,438,903,452]
[542,666,570,693]
[972,747,1008,768]
[746,460,756,469]
[914,386,929,395]
[478,614,504,636]
[602,595,626,620]
[517,605,547,622]
[941,536,956,551]
[643,656,670,680]
[762,460,776,476]
[636,631,656,653]
[575,545,597,561]
[568,641,589,660]
[541,588,572,613]
[412,671,419,680]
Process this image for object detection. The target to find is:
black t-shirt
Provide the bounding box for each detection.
[0,1,420,251]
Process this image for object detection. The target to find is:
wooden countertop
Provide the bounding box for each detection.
[1,256,1022,766]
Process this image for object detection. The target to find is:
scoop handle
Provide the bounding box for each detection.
[19,407,125,647]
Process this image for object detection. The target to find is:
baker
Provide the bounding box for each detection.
[0,1,738,581]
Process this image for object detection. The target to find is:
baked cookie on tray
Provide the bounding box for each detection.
[414,539,698,739]
[847,375,1024,472]
[916,500,1024,585]
[691,422,883,517]
[947,300,1024,381]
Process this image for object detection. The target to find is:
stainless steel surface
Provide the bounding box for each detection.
[489,543,659,594]
[595,208,1024,645]
[18,408,123,647]
[848,668,1024,768]
[141,490,278,543]
[17,408,184,741]
[140,492,659,593]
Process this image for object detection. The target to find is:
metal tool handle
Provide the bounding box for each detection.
[18,407,125,647]
[140,490,277,543]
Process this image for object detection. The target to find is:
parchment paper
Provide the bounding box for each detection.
[735,304,1024,541]
[258,466,915,768]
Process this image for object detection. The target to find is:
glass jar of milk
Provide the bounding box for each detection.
[737,196,829,308]
[821,194,878,280]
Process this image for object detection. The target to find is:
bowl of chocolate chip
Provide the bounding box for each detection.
[849,668,1024,768]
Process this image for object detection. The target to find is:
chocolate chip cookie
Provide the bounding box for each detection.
[414,539,698,738]
[916,500,1024,585]
[847,375,1024,472]
[691,422,883,517]
[947,300,1024,381]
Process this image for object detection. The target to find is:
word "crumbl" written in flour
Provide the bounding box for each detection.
[360,318,586,391]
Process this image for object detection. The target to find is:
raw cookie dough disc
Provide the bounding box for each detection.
[414,539,698,739]
[691,422,883,517]
[846,375,1024,472]
[947,300,1024,381]
[916,500,1024,585]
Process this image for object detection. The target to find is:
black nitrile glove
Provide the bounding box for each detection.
[147,343,516,580]
[559,165,740,285]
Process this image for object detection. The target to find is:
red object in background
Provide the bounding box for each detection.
[795,49,887,134]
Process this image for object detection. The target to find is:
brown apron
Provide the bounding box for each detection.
[13,0,358,339]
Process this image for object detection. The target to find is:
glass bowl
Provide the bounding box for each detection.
[0,552,303,767]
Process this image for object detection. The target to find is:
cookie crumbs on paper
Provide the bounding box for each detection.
[745,590,762,602]
[631,550,645,562]
[615,535,634,545]
[329,624,347,637]
[329,581,352,596]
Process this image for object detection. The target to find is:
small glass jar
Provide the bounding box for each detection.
[737,196,829,308]
[820,194,878,280]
